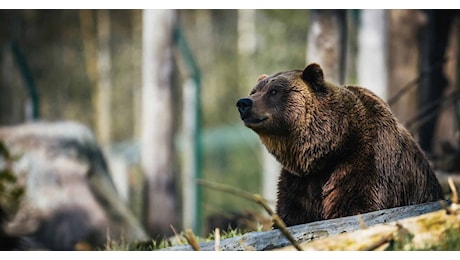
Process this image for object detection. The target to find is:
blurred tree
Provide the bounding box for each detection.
[387,10,423,127]
[357,9,388,100]
[131,9,142,141]
[418,10,456,154]
[79,9,113,147]
[79,10,98,101]
[141,9,179,238]
[0,43,26,125]
[306,10,347,85]
[95,9,112,147]
[0,11,34,125]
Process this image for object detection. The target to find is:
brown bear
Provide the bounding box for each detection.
[236,63,444,227]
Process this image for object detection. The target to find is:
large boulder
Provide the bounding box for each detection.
[0,121,148,250]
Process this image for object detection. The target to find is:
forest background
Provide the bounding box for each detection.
[0,9,459,242]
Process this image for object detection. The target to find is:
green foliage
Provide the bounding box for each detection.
[206,226,244,242]
[104,225,246,251]
[200,139,263,233]
[105,238,174,251]
[385,226,417,251]
[420,227,460,250]
[385,225,460,251]
[0,141,24,221]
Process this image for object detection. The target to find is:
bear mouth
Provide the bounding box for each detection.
[242,116,268,126]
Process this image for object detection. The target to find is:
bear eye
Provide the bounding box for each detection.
[270,89,277,95]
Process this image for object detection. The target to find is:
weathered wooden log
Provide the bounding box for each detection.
[277,202,459,251]
[161,200,448,251]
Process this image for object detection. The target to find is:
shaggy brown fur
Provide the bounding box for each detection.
[236,63,444,227]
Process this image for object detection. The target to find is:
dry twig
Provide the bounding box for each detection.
[357,214,367,229]
[170,225,183,245]
[448,177,458,204]
[197,179,303,251]
[363,233,394,251]
[446,177,460,214]
[214,228,221,251]
[185,229,201,251]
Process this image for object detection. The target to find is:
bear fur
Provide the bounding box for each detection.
[236,63,444,227]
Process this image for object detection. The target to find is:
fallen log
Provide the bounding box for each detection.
[161,200,448,251]
[277,202,459,251]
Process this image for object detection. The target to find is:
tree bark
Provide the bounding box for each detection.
[0,47,23,125]
[387,10,423,129]
[95,9,112,147]
[141,9,178,238]
[418,10,456,154]
[306,10,347,85]
[182,79,200,234]
[357,10,388,100]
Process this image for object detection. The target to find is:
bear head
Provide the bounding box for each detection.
[236,63,327,136]
[236,63,341,175]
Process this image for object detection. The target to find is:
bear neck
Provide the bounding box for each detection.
[259,95,363,176]
[259,116,345,176]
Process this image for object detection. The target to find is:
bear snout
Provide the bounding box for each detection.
[236,98,253,117]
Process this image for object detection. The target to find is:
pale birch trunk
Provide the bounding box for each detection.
[141,9,178,237]
[357,10,388,101]
[306,10,347,85]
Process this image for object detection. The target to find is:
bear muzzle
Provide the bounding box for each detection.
[236,98,268,127]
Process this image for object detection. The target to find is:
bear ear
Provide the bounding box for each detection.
[257,74,268,82]
[302,63,325,92]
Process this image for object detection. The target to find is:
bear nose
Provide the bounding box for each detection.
[236,98,253,115]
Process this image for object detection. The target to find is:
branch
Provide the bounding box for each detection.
[184,229,201,251]
[197,179,303,251]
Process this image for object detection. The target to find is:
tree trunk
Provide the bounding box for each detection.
[387,10,423,130]
[141,9,178,238]
[131,9,142,141]
[418,10,456,154]
[0,47,23,125]
[306,10,347,85]
[357,10,388,100]
[95,10,112,147]
[182,78,200,234]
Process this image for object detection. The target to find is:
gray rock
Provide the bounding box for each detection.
[0,121,148,250]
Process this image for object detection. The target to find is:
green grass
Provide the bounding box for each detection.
[419,227,460,251]
[384,224,460,251]
[104,225,247,251]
